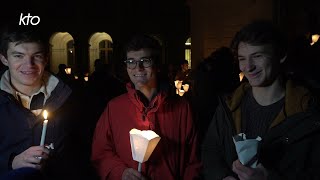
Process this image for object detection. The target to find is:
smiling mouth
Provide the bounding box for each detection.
[20,71,38,75]
[134,74,146,77]
[248,71,261,78]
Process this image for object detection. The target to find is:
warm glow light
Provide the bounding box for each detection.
[129,128,161,172]
[182,84,189,92]
[43,110,48,119]
[74,76,78,79]
[84,76,89,81]
[174,80,179,88]
[239,72,244,82]
[130,129,160,140]
[65,67,72,74]
[178,89,185,96]
[311,34,320,45]
[40,110,49,146]
[312,34,319,43]
[176,81,183,89]
[185,42,191,45]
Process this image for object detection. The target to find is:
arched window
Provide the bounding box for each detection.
[49,32,74,73]
[185,37,191,69]
[67,40,75,67]
[99,40,113,64]
[88,32,113,74]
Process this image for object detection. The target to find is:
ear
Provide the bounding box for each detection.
[280,54,287,64]
[0,54,9,66]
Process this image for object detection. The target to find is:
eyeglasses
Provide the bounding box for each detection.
[124,58,153,69]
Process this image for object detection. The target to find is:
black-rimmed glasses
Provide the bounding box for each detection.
[124,58,153,69]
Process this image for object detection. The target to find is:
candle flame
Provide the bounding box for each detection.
[43,110,48,119]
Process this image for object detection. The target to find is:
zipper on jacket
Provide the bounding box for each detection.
[142,107,147,121]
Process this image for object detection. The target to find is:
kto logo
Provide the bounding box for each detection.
[19,13,40,25]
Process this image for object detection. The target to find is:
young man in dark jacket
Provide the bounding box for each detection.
[91,34,202,180]
[202,20,320,180]
[0,26,94,179]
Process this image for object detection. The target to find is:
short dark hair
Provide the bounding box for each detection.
[230,20,288,60]
[124,34,161,66]
[0,25,49,58]
[180,59,188,66]
[94,59,103,67]
[58,63,67,70]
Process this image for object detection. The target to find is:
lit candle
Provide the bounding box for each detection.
[174,80,179,88]
[311,34,319,45]
[129,129,161,173]
[178,89,185,96]
[239,72,244,82]
[177,81,183,89]
[65,67,72,74]
[182,84,189,92]
[40,110,48,146]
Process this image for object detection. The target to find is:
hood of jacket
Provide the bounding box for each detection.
[225,80,312,133]
[126,82,167,117]
[0,70,71,114]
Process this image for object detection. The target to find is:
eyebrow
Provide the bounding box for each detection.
[126,56,150,60]
[11,51,24,55]
[250,52,264,55]
[10,51,45,55]
[238,51,265,57]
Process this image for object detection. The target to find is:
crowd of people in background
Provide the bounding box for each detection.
[0,19,320,180]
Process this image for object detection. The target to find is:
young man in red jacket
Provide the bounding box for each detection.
[91,34,201,180]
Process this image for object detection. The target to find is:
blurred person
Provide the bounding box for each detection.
[193,47,240,143]
[55,63,74,86]
[175,59,191,82]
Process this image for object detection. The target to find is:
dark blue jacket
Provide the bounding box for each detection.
[0,74,95,179]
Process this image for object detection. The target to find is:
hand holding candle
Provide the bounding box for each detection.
[40,110,48,146]
[233,133,261,168]
[178,89,185,96]
[182,84,189,92]
[176,81,183,89]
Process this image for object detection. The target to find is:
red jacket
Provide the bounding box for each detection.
[91,83,201,180]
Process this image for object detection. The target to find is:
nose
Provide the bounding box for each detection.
[137,61,145,70]
[24,56,35,66]
[244,59,255,72]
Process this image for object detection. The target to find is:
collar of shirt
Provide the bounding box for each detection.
[0,70,59,115]
[16,87,45,113]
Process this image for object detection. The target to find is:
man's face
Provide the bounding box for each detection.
[0,42,47,92]
[238,42,283,87]
[181,63,189,72]
[126,49,157,90]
